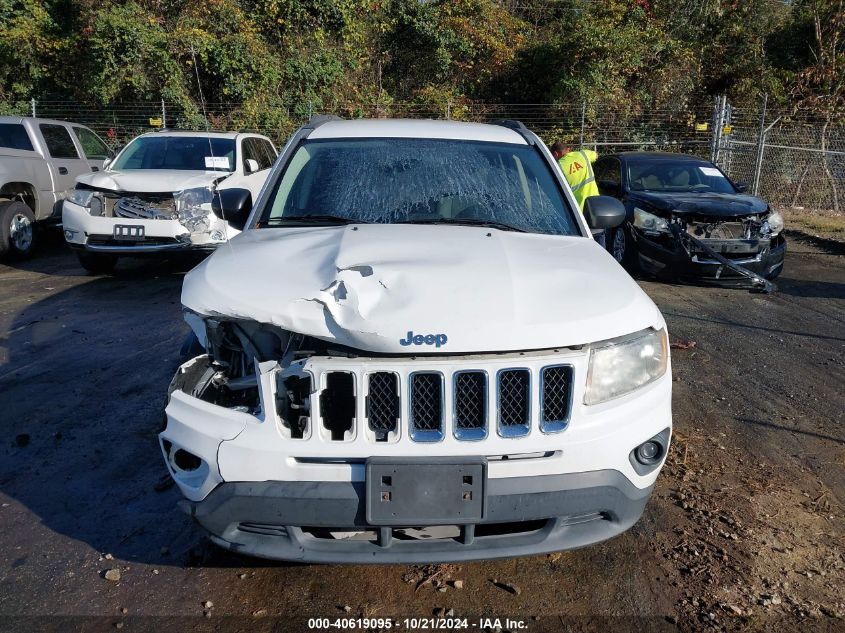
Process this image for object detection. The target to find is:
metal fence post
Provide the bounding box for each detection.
[161,99,167,129]
[579,101,586,147]
[446,100,451,120]
[752,94,768,196]
[31,98,36,118]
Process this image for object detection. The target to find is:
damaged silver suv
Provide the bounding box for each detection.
[161,117,673,563]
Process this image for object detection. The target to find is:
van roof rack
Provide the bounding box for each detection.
[489,119,535,145]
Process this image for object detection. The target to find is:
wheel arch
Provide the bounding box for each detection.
[0,181,38,215]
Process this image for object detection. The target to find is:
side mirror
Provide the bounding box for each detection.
[597,179,620,196]
[583,195,626,229]
[734,181,749,193]
[102,158,112,170]
[212,188,252,231]
[244,158,259,174]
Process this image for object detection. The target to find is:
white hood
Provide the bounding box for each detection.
[182,224,665,354]
[76,169,225,194]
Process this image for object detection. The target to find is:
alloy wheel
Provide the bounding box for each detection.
[10,213,33,252]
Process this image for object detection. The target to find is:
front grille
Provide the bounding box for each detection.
[409,372,443,441]
[687,220,751,240]
[367,372,399,440]
[292,359,574,443]
[497,369,530,437]
[115,196,175,220]
[238,523,288,537]
[540,365,573,433]
[87,235,181,247]
[454,371,487,440]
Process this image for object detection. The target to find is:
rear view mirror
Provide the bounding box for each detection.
[212,188,253,231]
[244,158,259,174]
[583,196,626,229]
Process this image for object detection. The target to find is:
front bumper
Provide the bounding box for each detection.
[634,229,786,280]
[180,470,655,563]
[160,346,673,562]
[61,202,227,255]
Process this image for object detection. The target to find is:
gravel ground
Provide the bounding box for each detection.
[0,232,842,633]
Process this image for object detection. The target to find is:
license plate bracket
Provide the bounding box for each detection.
[113,224,144,240]
[366,458,486,525]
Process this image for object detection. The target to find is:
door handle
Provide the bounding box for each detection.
[58,167,68,175]
[91,166,99,172]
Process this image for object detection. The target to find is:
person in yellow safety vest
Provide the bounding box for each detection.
[551,141,599,211]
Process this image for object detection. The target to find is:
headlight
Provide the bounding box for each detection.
[633,207,670,233]
[584,327,669,405]
[175,186,214,233]
[65,188,104,215]
[65,188,94,207]
[766,210,784,236]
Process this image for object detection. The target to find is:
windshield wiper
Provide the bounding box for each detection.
[397,218,527,233]
[259,214,367,227]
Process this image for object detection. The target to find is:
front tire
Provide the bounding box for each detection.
[0,200,37,259]
[77,251,118,274]
[608,224,639,273]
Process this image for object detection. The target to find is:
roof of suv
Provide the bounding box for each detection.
[308,118,528,145]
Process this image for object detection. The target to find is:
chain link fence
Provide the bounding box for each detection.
[7,97,843,213]
[712,97,844,213]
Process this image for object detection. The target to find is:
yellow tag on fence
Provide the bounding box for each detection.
[722,125,733,135]
[695,122,708,132]
[149,117,163,127]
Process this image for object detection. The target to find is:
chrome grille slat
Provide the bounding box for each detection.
[367,372,399,440]
[453,371,487,441]
[409,372,444,442]
[497,369,531,437]
[540,365,573,433]
[115,196,175,220]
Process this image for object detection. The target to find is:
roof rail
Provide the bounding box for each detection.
[308,114,343,128]
[489,119,535,145]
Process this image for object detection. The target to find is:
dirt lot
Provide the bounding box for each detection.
[0,233,842,633]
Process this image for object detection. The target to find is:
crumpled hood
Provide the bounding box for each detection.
[182,224,665,353]
[630,191,769,217]
[76,169,224,194]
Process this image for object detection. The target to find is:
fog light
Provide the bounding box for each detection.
[173,448,202,472]
[64,230,75,240]
[636,441,661,464]
[629,428,671,475]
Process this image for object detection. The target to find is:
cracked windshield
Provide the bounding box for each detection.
[260,138,580,235]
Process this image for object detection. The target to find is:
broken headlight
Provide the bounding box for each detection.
[766,210,784,236]
[633,207,670,233]
[584,327,669,405]
[65,188,104,215]
[175,186,214,233]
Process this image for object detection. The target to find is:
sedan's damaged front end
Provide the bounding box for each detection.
[631,205,786,282]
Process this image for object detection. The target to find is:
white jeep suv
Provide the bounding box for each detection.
[161,117,672,563]
[62,130,276,273]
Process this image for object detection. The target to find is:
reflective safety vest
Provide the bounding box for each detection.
[559,149,599,211]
